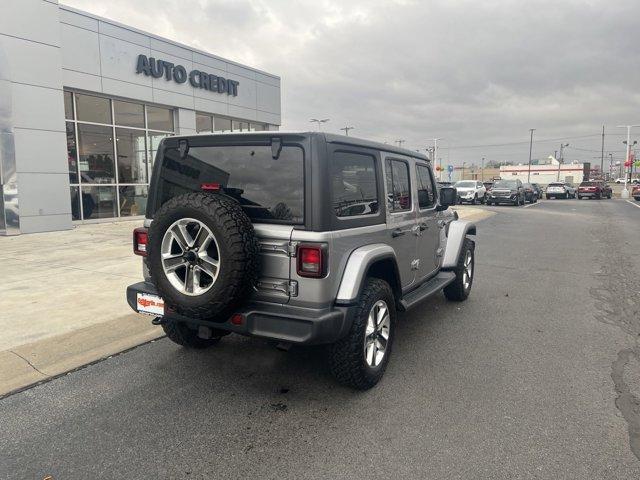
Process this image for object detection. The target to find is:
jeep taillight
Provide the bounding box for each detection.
[296,245,326,278]
[133,227,148,256]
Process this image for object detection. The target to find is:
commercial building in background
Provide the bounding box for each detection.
[0,1,281,235]
[499,158,585,185]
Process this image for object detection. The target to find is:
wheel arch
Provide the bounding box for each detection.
[335,244,402,307]
[441,220,476,269]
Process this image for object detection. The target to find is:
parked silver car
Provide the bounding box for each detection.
[126,133,477,389]
[546,182,576,199]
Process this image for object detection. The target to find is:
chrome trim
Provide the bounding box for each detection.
[336,244,396,302]
[0,44,19,235]
[441,220,476,269]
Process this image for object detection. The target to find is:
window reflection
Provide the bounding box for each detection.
[76,94,111,124]
[77,124,115,183]
[66,122,78,184]
[119,185,148,217]
[196,113,213,133]
[114,100,145,128]
[147,106,174,131]
[116,128,147,183]
[81,186,117,219]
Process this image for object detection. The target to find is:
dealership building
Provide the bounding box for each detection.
[0,1,281,235]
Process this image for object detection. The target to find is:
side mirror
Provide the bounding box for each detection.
[436,187,457,211]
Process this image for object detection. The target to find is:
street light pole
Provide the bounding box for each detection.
[616,124,640,198]
[430,138,443,180]
[527,128,535,183]
[340,126,354,136]
[481,157,485,182]
[310,118,330,131]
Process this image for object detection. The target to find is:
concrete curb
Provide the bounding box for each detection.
[0,315,163,397]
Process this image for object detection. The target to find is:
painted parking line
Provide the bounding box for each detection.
[625,200,640,209]
[523,202,542,208]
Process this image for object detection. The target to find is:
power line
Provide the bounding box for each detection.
[440,134,601,150]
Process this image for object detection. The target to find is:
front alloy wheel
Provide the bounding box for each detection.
[364,300,391,367]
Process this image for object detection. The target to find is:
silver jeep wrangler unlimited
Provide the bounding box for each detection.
[127,132,476,389]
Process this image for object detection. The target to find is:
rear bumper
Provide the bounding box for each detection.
[126,281,353,345]
[578,191,600,197]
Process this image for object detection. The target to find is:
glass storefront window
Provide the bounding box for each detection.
[148,131,170,166]
[250,123,265,131]
[119,185,148,217]
[214,116,232,132]
[114,100,145,128]
[76,93,112,124]
[66,122,78,183]
[77,124,115,183]
[64,92,74,120]
[196,113,213,133]
[82,186,117,219]
[147,106,174,131]
[116,128,147,183]
[232,120,249,132]
[66,91,177,221]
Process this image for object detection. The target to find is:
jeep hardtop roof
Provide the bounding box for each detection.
[164,131,430,162]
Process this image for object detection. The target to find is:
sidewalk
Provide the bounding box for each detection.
[0,206,493,396]
[0,220,163,395]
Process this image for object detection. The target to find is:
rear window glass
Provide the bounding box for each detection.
[158,145,304,224]
[580,181,596,186]
[548,183,564,187]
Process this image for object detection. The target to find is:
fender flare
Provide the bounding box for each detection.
[335,244,400,305]
[441,220,476,269]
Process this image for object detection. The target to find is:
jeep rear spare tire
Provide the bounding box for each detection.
[147,192,259,319]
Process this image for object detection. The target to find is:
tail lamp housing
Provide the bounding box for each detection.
[133,227,149,256]
[296,244,327,278]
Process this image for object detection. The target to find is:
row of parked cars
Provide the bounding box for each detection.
[443,179,542,206]
[440,179,629,205]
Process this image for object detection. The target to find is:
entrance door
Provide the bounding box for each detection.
[414,163,440,282]
[384,156,417,289]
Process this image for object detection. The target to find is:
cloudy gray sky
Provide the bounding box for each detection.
[65,0,640,169]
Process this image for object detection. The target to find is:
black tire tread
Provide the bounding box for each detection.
[443,238,475,302]
[329,278,395,390]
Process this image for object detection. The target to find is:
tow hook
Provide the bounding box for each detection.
[151,317,166,326]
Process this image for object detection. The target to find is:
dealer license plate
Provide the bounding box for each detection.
[136,293,165,316]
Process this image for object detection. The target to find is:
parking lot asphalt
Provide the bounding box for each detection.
[1,199,639,479]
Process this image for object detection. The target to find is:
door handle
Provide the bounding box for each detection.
[419,222,428,231]
[391,228,406,238]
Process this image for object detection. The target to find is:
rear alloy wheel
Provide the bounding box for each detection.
[329,278,396,390]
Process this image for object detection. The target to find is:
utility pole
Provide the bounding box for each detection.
[527,128,535,183]
[481,157,485,182]
[600,125,605,173]
[430,138,443,180]
[340,126,354,136]
[462,162,466,181]
[609,153,614,181]
[557,143,569,181]
[616,124,640,198]
[310,118,330,131]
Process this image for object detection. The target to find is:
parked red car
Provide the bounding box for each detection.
[577,181,611,200]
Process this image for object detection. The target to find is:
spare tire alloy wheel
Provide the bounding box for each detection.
[148,192,259,319]
[161,218,220,296]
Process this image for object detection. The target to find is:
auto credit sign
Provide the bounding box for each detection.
[135,54,239,97]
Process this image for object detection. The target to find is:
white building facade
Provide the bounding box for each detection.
[0,1,281,235]
[499,159,586,186]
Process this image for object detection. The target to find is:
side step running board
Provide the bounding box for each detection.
[399,271,456,311]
